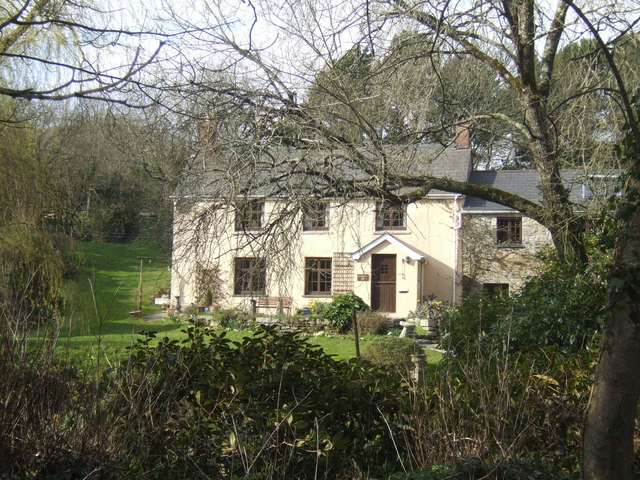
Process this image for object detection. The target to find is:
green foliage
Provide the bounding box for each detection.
[404,344,593,473]
[391,457,578,479]
[490,253,606,350]
[109,325,409,478]
[443,246,608,352]
[356,311,389,335]
[0,226,64,326]
[361,336,420,374]
[441,292,511,352]
[210,308,255,329]
[307,45,374,143]
[322,292,369,332]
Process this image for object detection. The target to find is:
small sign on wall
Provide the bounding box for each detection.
[357,274,370,281]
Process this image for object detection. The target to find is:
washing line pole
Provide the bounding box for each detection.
[136,256,170,312]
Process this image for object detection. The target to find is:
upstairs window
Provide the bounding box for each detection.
[496,217,522,245]
[303,201,329,231]
[304,257,332,295]
[235,200,264,231]
[582,175,620,199]
[375,202,407,231]
[233,257,266,295]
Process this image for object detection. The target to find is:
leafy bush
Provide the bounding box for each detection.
[322,292,368,332]
[440,292,510,353]
[210,308,255,329]
[0,226,64,326]
[361,336,421,374]
[391,457,578,479]
[404,344,592,473]
[109,325,410,479]
[356,311,389,334]
[490,254,606,350]
[443,247,607,352]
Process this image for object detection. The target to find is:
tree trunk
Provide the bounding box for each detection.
[582,173,640,480]
[521,89,587,263]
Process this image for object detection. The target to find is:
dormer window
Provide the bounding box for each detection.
[303,201,329,231]
[582,175,620,199]
[375,202,407,231]
[235,200,264,231]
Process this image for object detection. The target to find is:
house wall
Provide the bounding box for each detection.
[170,196,464,318]
[460,213,551,294]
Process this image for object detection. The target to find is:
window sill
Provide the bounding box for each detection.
[233,294,266,297]
[302,230,330,234]
[497,243,525,249]
[302,294,332,298]
[374,230,411,235]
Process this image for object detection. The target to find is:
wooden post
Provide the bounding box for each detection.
[138,257,144,311]
[411,354,425,386]
[352,307,360,358]
[136,256,170,312]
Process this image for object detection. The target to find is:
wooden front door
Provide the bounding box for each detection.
[371,254,396,312]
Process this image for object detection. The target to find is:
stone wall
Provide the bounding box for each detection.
[460,214,551,294]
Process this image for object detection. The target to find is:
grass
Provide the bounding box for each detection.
[53,241,442,366]
[53,241,174,357]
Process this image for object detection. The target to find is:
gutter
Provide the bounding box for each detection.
[452,194,462,305]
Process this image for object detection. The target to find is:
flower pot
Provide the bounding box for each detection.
[424,317,439,333]
[209,305,219,312]
[166,308,176,315]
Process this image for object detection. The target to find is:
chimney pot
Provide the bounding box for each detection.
[454,122,472,149]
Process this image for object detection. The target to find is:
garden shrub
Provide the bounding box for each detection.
[406,344,593,473]
[440,292,510,354]
[391,457,577,479]
[210,308,255,329]
[0,226,64,326]
[361,336,421,374]
[356,311,389,334]
[109,325,410,479]
[489,253,606,350]
[322,292,368,332]
[443,246,607,352]
[0,330,120,479]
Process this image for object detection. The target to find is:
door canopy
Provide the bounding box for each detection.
[350,233,427,262]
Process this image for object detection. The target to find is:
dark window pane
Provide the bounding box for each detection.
[496,217,522,244]
[234,257,266,294]
[305,257,332,295]
[375,203,406,230]
[303,201,329,231]
[235,201,264,231]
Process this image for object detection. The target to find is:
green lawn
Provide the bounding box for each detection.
[54,241,174,356]
[52,241,442,366]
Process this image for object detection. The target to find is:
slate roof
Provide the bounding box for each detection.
[462,170,609,212]
[176,143,615,213]
[175,144,472,199]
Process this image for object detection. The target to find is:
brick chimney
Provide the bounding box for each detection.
[198,122,215,150]
[454,122,472,149]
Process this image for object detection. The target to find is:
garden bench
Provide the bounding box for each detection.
[252,296,293,315]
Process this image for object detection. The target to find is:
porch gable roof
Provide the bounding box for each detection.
[350,233,428,261]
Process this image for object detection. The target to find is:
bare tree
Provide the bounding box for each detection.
[164,1,640,477]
